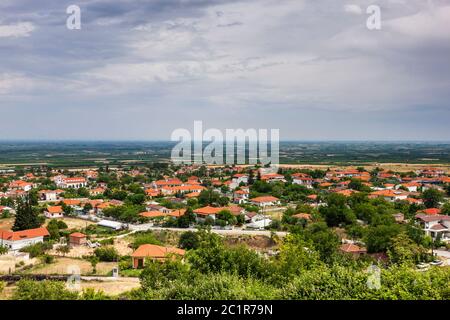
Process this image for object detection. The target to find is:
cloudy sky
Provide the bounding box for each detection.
[0,0,449,141]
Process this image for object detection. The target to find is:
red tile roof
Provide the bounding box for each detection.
[131,244,185,258]
[0,227,49,241]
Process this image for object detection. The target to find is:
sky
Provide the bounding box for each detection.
[0,0,449,141]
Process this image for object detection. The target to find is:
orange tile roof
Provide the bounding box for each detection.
[47,206,63,214]
[340,243,366,253]
[419,208,441,215]
[0,227,49,241]
[250,196,279,203]
[131,244,185,258]
[139,211,167,218]
[62,199,82,206]
[70,232,86,238]
[194,206,223,215]
[168,209,187,217]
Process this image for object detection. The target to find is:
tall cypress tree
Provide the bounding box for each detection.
[12,196,41,231]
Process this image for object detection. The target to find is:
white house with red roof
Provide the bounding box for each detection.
[55,176,87,189]
[44,206,64,218]
[415,214,450,242]
[250,196,280,207]
[9,180,33,192]
[292,173,314,189]
[0,227,49,251]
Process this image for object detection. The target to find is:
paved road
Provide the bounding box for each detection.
[128,224,287,237]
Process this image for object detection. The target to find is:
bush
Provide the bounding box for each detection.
[20,242,53,258]
[132,232,161,249]
[42,254,54,264]
[0,245,8,255]
[99,238,114,246]
[12,280,78,300]
[57,220,68,229]
[178,231,200,250]
[94,246,119,262]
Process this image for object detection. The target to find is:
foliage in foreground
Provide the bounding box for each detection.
[12,280,110,300]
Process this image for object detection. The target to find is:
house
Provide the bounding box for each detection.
[261,173,286,183]
[339,243,367,256]
[131,244,185,268]
[168,209,187,218]
[160,185,206,196]
[398,182,421,192]
[369,190,408,202]
[292,173,313,189]
[145,189,160,197]
[39,190,58,201]
[55,176,87,189]
[0,227,49,251]
[415,214,450,242]
[9,180,33,192]
[193,206,222,221]
[250,196,280,207]
[139,211,167,219]
[152,178,183,189]
[45,206,64,219]
[69,232,87,246]
[233,189,249,204]
[89,188,105,196]
[145,204,171,213]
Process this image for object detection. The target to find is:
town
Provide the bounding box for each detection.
[0,162,449,299]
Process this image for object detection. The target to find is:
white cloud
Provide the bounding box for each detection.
[0,73,35,95]
[344,4,363,15]
[0,22,35,38]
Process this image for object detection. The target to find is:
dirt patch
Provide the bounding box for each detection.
[28,257,117,276]
[224,235,277,250]
[44,217,95,230]
[277,163,450,173]
[79,278,140,296]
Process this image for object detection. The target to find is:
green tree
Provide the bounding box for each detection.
[47,219,60,240]
[12,196,41,231]
[319,193,356,227]
[387,232,425,265]
[422,189,443,208]
[89,255,100,274]
[364,224,402,253]
[179,231,200,250]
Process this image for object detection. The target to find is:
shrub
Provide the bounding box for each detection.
[42,254,54,264]
[99,238,114,246]
[94,246,119,262]
[178,231,200,250]
[20,242,53,258]
[57,220,68,229]
[12,280,78,300]
[132,232,161,249]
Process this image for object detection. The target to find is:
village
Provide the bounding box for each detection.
[0,162,449,299]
